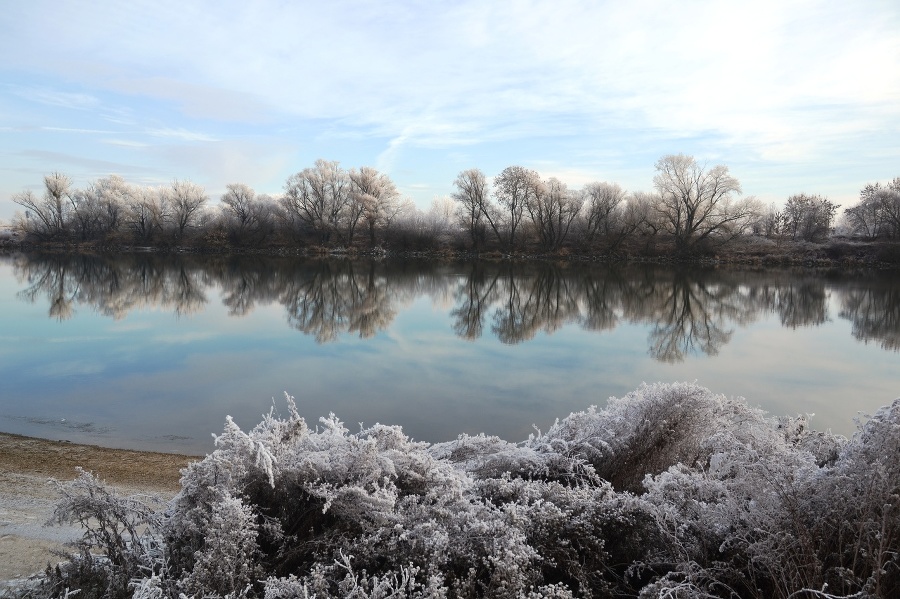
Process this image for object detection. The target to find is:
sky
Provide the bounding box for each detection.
[1,0,899,222]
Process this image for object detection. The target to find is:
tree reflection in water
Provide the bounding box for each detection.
[10,253,900,360]
[839,283,900,351]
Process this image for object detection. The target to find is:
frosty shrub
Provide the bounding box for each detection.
[39,469,167,599]
[37,384,900,599]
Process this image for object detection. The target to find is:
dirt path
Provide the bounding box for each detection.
[0,433,199,585]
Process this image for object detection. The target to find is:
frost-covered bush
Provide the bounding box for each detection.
[40,469,167,599]
[527,382,778,492]
[39,384,900,599]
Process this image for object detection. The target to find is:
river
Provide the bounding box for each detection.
[0,252,897,454]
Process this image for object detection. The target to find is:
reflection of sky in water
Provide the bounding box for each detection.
[0,256,897,455]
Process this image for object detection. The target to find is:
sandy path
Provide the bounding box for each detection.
[0,433,198,585]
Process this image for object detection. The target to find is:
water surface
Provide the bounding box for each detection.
[0,253,897,454]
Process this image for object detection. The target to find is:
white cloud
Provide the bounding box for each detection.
[102,138,149,148]
[146,128,218,143]
[41,126,115,135]
[11,85,100,110]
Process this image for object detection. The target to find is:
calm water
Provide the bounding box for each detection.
[0,253,897,454]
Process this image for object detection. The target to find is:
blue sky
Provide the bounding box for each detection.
[1,0,899,222]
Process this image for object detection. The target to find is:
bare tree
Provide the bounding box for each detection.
[579,182,628,246]
[843,192,884,240]
[782,193,837,242]
[69,175,131,241]
[12,172,74,240]
[219,183,275,244]
[348,166,401,246]
[753,203,784,239]
[281,159,352,244]
[653,154,760,252]
[220,184,256,231]
[167,180,208,241]
[124,187,169,244]
[451,169,489,248]
[879,178,900,238]
[627,191,665,236]
[526,177,583,251]
[493,166,542,249]
[844,178,900,239]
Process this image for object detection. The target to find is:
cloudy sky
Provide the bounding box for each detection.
[1,0,898,221]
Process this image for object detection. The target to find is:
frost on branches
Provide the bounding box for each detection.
[39,383,899,599]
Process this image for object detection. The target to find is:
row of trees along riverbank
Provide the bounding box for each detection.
[6,155,900,261]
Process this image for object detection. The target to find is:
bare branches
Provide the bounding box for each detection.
[452,168,489,248]
[349,166,401,246]
[9,159,894,253]
[653,154,760,252]
[12,172,74,240]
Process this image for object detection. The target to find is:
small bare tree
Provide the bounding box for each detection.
[12,172,75,240]
[782,193,837,242]
[220,183,275,244]
[69,175,131,241]
[124,186,169,244]
[579,181,627,246]
[451,168,489,248]
[844,178,900,240]
[167,180,208,242]
[526,177,583,251]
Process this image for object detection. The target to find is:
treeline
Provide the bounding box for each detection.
[8,155,899,255]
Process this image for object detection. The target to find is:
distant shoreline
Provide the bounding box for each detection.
[2,236,900,268]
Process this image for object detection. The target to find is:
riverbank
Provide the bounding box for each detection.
[0,433,197,585]
[2,235,899,268]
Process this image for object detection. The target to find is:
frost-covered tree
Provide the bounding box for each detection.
[166,179,208,242]
[783,193,837,242]
[124,186,169,244]
[220,183,275,245]
[281,159,353,244]
[348,166,402,246]
[12,172,75,240]
[753,202,784,238]
[69,175,131,241]
[653,154,761,252]
[843,178,900,240]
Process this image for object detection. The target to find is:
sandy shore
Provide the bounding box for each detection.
[0,433,199,585]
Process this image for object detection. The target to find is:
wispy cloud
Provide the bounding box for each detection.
[40,126,116,135]
[146,128,218,143]
[11,85,100,111]
[18,149,144,172]
[102,138,149,148]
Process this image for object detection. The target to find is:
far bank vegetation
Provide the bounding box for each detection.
[7,155,900,264]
